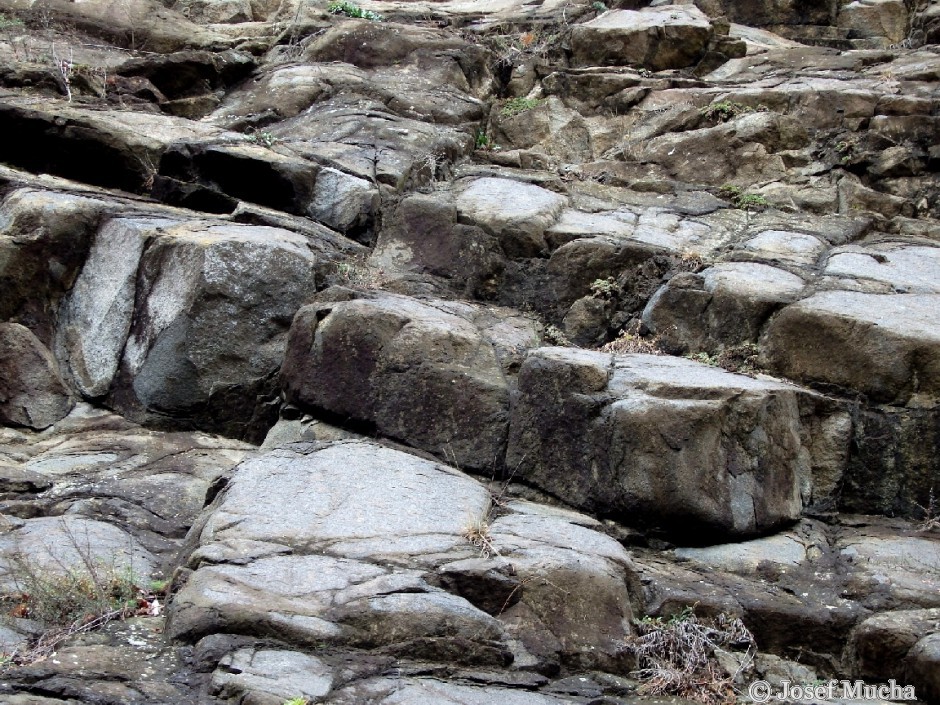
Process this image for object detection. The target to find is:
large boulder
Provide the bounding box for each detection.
[571,6,715,72]
[838,0,910,43]
[0,323,73,429]
[370,193,505,298]
[281,289,540,470]
[643,262,806,352]
[762,292,940,404]
[0,187,108,345]
[168,441,637,682]
[56,217,321,441]
[846,608,940,682]
[505,348,844,540]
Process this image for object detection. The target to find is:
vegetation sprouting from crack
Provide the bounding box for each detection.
[621,607,757,705]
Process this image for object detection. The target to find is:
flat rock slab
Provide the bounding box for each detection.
[824,244,940,294]
[0,403,252,564]
[571,6,714,71]
[763,292,940,404]
[169,440,637,692]
[506,348,838,539]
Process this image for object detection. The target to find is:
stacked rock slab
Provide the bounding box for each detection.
[168,441,637,701]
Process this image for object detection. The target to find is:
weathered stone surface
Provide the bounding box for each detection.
[211,648,333,704]
[308,167,378,242]
[839,0,910,43]
[674,532,809,574]
[506,348,832,539]
[907,632,940,702]
[846,608,940,681]
[0,187,107,345]
[763,292,940,404]
[0,403,251,564]
[643,262,806,352]
[0,323,73,429]
[281,289,540,469]
[837,531,940,610]
[571,6,715,72]
[168,441,636,681]
[370,193,505,297]
[1,0,940,700]
[455,178,567,258]
[0,515,156,593]
[56,218,320,440]
[326,677,582,704]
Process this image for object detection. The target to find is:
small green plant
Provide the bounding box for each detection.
[0,12,24,30]
[719,185,768,211]
[246,129,278,148]
[700,101,766,123]
[686,351,719,367]
[474,128,496,150]
[621,609,756,705]
[735,193,769,210]
[500,96,541,118]
[591,1,608,12]
[589,276,619,299]
[327,1,383,20]
[282,698,310,705]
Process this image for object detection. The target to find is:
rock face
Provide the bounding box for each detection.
[0,0,939,701]
[56,218,322,440]
[571,6,715,71]
[763,292,940,404]
[281,289,540,469]
[0,323,73,429]
[506,348,837,539]
[169,441,636,695]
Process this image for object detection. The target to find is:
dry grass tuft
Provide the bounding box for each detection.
[621,608,756,705]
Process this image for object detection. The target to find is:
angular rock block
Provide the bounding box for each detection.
[643,262,806,352]
[0,187,107,345]
[763,292,940,404]
[846,608,940,682]
[169,441,636,673]
[506,348,832,540]
[570,6,714,71]
[839,0,909,43]
[281,289,540,469]
[56,217,319,440]
[0,323,74,430]
[455,177,567,258]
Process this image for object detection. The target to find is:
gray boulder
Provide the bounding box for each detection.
[281,290,540,470]
[56,218,320,441]
[643,262,806,352]
[169,441,637,679]
[571,6,715,72]
[0,323,73,430]
[762,292,940,404]
[506,348,843,539]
